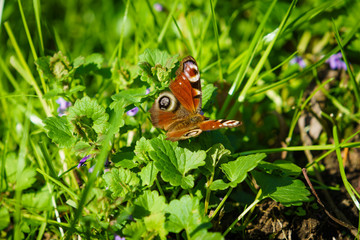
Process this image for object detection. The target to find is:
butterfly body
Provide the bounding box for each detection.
[150,56,241,141]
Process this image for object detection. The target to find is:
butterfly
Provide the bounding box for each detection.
[149,56,242,141]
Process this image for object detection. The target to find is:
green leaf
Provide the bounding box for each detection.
[134,190,167,218]
[149,137,206,189]
[209,179,230,191]
[144,213,167,240]
[35,56,53,79]
[112,152,138,169]
[165,195,207,234]
[252,171,311,206]
[17,168,37,190]
[123,221,146,239]
[85,53,103,68]
[22,186,51,210]
[139,162,159,186]
[69,85,86,94]
[0,207,10,230]
[221,153,266,187]
[103,168,140,199]
[202,143,231,177]
[258,160,302,176]
[73,56,85,68]
[192,229,224,240]
[138,49,178,85]
[201,83,217,110]
[139,49,178,69]
[111,86,148,106]
[49,51,72,80]
[68,96,109,141]
[134,137,153,163]
[43,116,76,148]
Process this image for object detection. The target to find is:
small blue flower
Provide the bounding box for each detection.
[56,97,71,116]
[126,107,139,116]
[290,56,306,68]
[153,3,164,12]
[326,52,347,70]
[114,235,126,240]
[88,165,95,173]
[77,155,91,168]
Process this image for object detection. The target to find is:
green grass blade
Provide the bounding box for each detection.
[33,0,44,55]
[332,21,360,110]
[219,0,277,118]
[253,21,360,96]
[14,101,31,240]
[157,0,180,43]
[209,0,223,82]
[4,22,51,116]
[117,0,130,62]
[333,125,360,211]
[228,0,298,119]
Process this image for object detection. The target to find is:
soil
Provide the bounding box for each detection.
[235,148,360,240]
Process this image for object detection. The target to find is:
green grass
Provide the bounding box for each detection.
[1,0,360,239]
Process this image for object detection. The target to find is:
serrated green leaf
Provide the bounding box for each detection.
[134,190,167,218]
[43,116,76,148]
[112,152,138,169]
[139,162,159,186]
[221,153,266,187]
[17,168,37,190]
[0,207,10,230]
[69,85,86,94]
[149,137,206,189]
[73,56,85,68]
[49,51,72,80]
[123,221,146,239]
[22,186,51,210]
[85,53,103,67]
[112,86,148,105]
[209,179,230,191]
[35,56,53,79]
[192,229,224,240]
[43,88,62,99]
[139,49,178,69]
[258,160,301,176]
[165,195,207,234]
[134,137,153,163]
[144,213,167,240]
[68,96,109,140]
[202,83,217,110]
[252,171,311,206]
[202,143,231,176]
[103,168,140,199]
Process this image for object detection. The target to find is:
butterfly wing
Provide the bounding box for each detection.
[199,119,242,131]
[149,91,189,131]
[170,56,202,113]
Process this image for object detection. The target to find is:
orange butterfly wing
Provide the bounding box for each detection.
[169,56,202,113]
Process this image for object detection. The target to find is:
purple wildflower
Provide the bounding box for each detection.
[153,3,164,12]
[326,52,347,70]
[126,89,150,117]
[114,235,126,240]
[77,155,91,168]
[126,107,139,116]
[56,97,71,116]
[88,165,95,173]
[290,56,306,68]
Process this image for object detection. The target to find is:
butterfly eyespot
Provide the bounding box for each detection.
[157,92,178,111]
[182,129,202,139]
[184,61,200,83]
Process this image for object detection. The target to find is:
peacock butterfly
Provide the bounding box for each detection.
[149,56,241,141]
